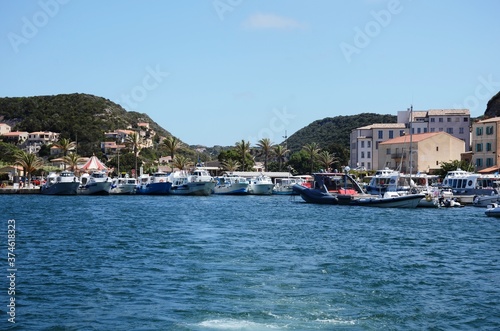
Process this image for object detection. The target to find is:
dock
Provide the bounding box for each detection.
[0,187,41,194]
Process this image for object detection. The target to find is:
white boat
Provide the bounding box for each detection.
[473,193,500,207]
[273,177,302,195]
[213,175,249,195]
[442,169,500,204]
[169,169,215,196]
[247,174,274,195]
[40,170,80,195]
[78,171,112,195]
[110,175,137,194]
[136,172,171,195]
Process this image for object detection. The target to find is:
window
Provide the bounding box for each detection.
[439,128,444,132]
[486,126,494,135]
[367,162,371,169]
[487,158,493,167]
[367,141,371,148]
[447,118,451,122]
[447,128,454,134]
[400,130,405,136]
[424,128,428,133]
[361,141,365,148]
[476,127,483,136]
[459,127,464,134]
[487,143,492,151]
[378,131,383,139]
[361,152,365,158]
[430,128,435,132]
[476,158,483,167]
[439,118,444,122]
[464,117,468,122]
[436,146,439,151]
[455,117,460,122]
[389,130,394,139]
[417,128,421,134]
[430,118,435,123]
[476,143,483,152]
[367,151,371,158]
[386,148,391,155]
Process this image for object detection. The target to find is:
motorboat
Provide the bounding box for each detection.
[472,193,500,207]
[78,171,112,195]
[442,169,500,204]
[40,170,80,195]
[485,203,500,217]
[169,169,215,196]
[213,175,249,195]
[247,174,274,195]
[293,172,424,208]
[273,177,303,195]
[110,175,137,194]
[136,172,172,195]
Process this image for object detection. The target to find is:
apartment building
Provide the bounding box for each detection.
[471,117,500,172]
[350,123,406,171]
[0,123,11,135]
[397,108,470,150]
[378,132,465,174]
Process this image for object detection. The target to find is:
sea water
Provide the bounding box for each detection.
[1,194,499,330]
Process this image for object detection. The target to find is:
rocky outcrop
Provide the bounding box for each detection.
[484,91,500,118]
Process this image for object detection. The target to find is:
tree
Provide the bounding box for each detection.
[172,155,191,170]
[317,150,337,172]
[274,144,289,172]
[221,159,241,172]
[302,142,320,174]
[164,136,180,160]
[256,138,273,172]
[235,140,251,171]
[14,150,44,185]
[126,132,142,178]
[54,138,77,169]
[63,152,84,175]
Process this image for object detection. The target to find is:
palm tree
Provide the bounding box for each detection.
[274,144,289,172]
[54,138,77,169]
[164,136,180,160]
[63,152,84,175]
[126,132,142,178]
[221,159,241,172]
[317,150,337,172]
[256,138,273,172]
[14,150,44,186]
[235,140,251,171]
[302,142,320,174]
[172,155,190,170]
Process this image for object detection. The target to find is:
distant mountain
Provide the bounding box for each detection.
[0,93,172,156]
[484,91,500,118]
[285,113,397,152]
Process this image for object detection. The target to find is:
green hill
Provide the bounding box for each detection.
[285,113,397,152]
[0,93,172,156]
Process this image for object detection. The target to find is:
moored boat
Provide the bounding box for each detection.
[110,175,137,194]
[247,174,274,195]
[169,169,215,196]
[78,171,112,195]
[40,170,80,195]
[136,172,172,195]
[485,203,500,217]
[213,175,249,195]
[442,169,500,204]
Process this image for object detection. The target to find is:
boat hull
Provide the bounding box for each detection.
[136,182,172,195]
[347,194,425,208]
[248,184,274,195]
[170,182,215,196]
[292,184,339,204]
[77,181,112,195]
[41,182,79,195]
[212,183,248,195]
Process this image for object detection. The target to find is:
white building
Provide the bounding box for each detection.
[397,108,470,150]
[0,123,11,135]
[350,123,407,171]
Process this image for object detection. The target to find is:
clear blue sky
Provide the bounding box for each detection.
[1,0,499,147]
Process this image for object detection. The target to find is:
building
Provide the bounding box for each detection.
[378,132,465,173]
[0,123,11,135]
[471,117,500,172]
[397,108,470,150]
[350,123,407,171]
[100,141,126,154]
[0,131,29,144]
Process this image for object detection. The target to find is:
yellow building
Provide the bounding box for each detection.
[472,117,500,172]
[378,132,465,174]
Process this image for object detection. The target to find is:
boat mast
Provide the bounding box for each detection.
[409,105,413,179]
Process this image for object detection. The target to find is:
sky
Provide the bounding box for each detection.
[1,0,499,147]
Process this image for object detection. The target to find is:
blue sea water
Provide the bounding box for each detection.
[1,194,500,330]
